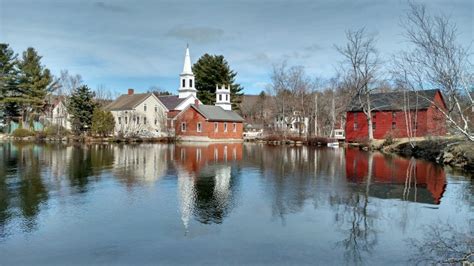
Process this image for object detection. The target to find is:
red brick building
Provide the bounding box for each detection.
[346,89,447,142]
[173,103,244,141]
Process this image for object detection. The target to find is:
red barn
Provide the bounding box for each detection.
[173,103,244,141]
[345,89,447,142]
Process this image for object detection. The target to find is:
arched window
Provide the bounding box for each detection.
[189,79,193,87]
[226,95,228,101]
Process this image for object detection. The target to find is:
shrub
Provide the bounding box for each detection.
[92,108,115,137]
[383,132,395,146]
[12,128,34,138]
[44,125,69,137]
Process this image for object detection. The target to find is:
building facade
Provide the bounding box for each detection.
[173,102,244,141]
[345,89,447,142]
[106,90,167,137]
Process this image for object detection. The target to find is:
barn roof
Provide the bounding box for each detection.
[105,93,152,111]
[191,104,245,122]
[348,89,443,112]
[155,94,186,111]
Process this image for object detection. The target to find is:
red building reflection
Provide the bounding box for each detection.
[345,149,446,204]
[173,143,243,174]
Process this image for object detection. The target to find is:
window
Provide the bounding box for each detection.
[226,94,229,101]
[181,122,186,132]
[224,122,228,132]
[189,79,193,87]
[144,117,147,124]
[372,112,376,120]
[136,117,140,124]
[118,117,122,125]
[125,117,128,124]
[233,123,237,132]
[372,122,376,131]
[392,111,396,119]
[197,122,202,132]
[155,106,157,112]
[354,122,358,130]
[154,119,157,125]
[144,104,147,111]
[219,94,222,101]
[182,79,185,87]
[214,122,218,132]
[392,122,396,129]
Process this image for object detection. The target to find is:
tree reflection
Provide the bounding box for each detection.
[9,143,48,232]
[408,221,473,264]
[67,145,94,193]
[334,152,377,265]
[67,144,115,193]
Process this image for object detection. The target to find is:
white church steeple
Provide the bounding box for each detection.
[215,84,232,111]
[178,45,197,99]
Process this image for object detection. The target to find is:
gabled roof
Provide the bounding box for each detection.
[155,94,186,111]
[189,104,245,122]
[349,89,444,112]
[105,93,152,111]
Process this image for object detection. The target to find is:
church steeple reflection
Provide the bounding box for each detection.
[174,143,242,232]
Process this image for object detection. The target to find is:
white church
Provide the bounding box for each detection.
[105,46,243,139]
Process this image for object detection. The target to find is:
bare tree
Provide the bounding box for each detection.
[268,62,316,137]
[394,2,473,141]
[336,28,381,142]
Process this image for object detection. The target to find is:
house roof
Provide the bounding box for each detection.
[105,93,152,111]
[191,104,245,122]
[348,89,443,112]
[155,94,186,110]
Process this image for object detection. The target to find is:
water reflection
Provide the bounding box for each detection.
[0,142,470,265]
[345,149,446,204]
[174,144,241,230]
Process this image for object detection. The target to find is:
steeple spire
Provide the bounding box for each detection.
[178,45,197,99]
[182,45,193,75]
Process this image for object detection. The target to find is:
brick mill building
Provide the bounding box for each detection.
[345,89,447,142]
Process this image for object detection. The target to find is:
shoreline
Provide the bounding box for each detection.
[2,133,472,173]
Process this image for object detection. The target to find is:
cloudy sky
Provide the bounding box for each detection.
[1,0,472,95]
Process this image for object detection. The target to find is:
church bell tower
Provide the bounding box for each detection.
[215,84,232,111]
[178,45,197,99]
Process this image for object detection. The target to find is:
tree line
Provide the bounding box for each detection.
[264,2,472,142]
[0,45,114,136]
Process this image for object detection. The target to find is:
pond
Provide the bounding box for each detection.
[0,142,472,265]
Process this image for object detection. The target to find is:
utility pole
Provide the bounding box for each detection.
[314,93,318,136]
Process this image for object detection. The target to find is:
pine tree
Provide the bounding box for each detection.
[68,85,97,135]
[17,47,54,125]
[0,43,20,120]
[193,54,243,109]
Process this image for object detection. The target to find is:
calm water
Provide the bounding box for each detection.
[0,142,472,265]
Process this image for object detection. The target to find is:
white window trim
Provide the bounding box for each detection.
[233,123,237,132]
[181,122,186,132]
[214,122,218,132]
[224,122,228,132]
[197,122,202,132]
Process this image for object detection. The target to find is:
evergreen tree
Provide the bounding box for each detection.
[0,43,20,120]
[17,47,54,125]
[193,54,243,109]
[68,85,97,135]
[91,108,115,137]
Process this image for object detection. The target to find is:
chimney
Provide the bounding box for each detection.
[128,88,134,95]
[195,99,199,106]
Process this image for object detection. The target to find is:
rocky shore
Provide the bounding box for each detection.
[383,138,474,172]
